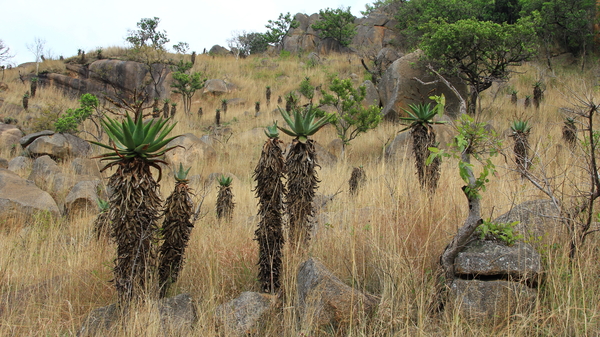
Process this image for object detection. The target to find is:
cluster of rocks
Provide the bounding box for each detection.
[79,258,378,336]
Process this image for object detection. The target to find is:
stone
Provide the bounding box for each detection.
[163,133,217,169]
[378,49,468,120]
[494,199,562,239]
[315,141,337,167]
[326,138,344,158]
[450,279,537,322]
[78,293,197,337]
[71,158,102,177]
[25,133,90,159]
[19,130,54,148]
[8,156,31,172]
[297,258,379,330]
[209,45,230,56]
[362,80,380,108]
[203,79,230,95]
[0,124,24,148]
[214,291,276,335]
[455,241,541,282]
[65,180,101,216]
[0,168,60,222]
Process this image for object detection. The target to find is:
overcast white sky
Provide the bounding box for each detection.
[2,0,369,65]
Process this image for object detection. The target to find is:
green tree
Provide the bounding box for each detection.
[126,17,169,50]
[319,77,382,155]
[55,93,99,134]
[125,17,172,98]
[264,12,299,49]
[170,60,207,114]
[228,31,269,57]
[311,7,357,47]
[521,0,595,58]
[421,18,536,114]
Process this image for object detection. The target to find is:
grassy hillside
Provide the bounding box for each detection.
[0,51,599,336]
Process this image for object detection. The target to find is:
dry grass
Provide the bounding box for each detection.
[1,52,600,336]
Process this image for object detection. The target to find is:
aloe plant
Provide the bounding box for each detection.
[216,175,234,220]
[254,123,285,293]
[510,119,531,176]
[158,163,194,297]
[563,117,577,146]
[278,105,329,246]
[90,112,180,303]
[400,102,445,192]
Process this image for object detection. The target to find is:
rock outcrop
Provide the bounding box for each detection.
[378,50,468,120]
[0,124,24,148]
[163,133,217,168]
[0,168,60,222]
[21,131,91,160]
[39,59,170,100]
[297,258,379,330]
[450,239,540,322]
[214,291,277,335]
[494,199,562,239]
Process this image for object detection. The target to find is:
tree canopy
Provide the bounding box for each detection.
[264,12,299,49]
[311,7,357,47]
[421,18,537,114]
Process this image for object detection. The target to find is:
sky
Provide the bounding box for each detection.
[2,0,370,65]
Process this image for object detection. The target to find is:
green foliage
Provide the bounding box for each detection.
[172,42,189,54]
[521,0,595,55]
[476,219,523,245]
[278,105,330,143]
[55,93,99,133]
[319,77,382,147]
[361,0,400,16]
[126,17,169,50]
[299,77,315,102]
[174,163,191,182]
[229,31,269,57]
[421,18,537,113]
[400,101,445,131]
[218,175,233,187]
[428,114,501,200]
[264,122,279,138]
[311,7,357,47]
[510,120,532,133]
[170,60,207,114]
[265,12,299,48]
[97,198,110,212]
[90,113,180,173]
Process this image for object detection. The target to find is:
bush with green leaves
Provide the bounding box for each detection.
[170,60,207,114]
[311,6,357,47]
[55,93,99,133]
[319,77,381,155]
[264,12,299,49]
[475,220,523,246]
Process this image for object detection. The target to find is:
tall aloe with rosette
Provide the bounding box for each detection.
[90,112,180,304]
[278,105,329,247]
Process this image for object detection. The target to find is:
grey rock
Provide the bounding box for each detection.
[71,158,102,177]
[25,133,90,159]
[326,138,344,158]
[8,156,31,172]
[315,141,337,167]
[455,240,541,282]
[209,45,230,56]
[78,293,197,337]
[450,279,536,322]
[0,168,60,220]
[297,258,379,329]
[203,79,230,95]
[163,133,217,169]
[362,80,380,108]
[214,291,276,335]
[378,49,468,120]
[494,199,562,239]
[65,180,101,216]
[19,130,54,148]
[0,124,24,148]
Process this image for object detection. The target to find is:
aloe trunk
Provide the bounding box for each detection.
[254,136,285,293]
